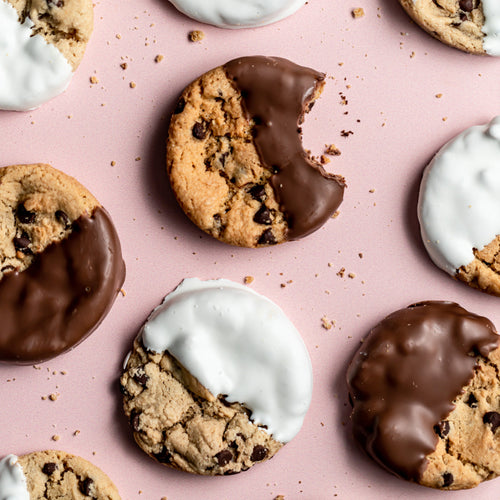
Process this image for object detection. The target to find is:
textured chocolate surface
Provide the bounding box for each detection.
[0,207,125,363]
[225,56,345,240]
[347,301,499,482]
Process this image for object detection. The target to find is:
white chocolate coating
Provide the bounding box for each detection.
[167,0,306,29]
[0,0,73,111]
[141,278,313,443]
[0,455,29,500]
[418,116,500,275]
[483,0,500,56]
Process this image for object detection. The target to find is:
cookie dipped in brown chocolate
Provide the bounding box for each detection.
[347,301,500,490]
[0,164,125,363]
[167,56,345,247]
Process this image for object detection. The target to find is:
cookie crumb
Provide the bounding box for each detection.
[337,267,345,278]
[442,116,448,122]
[73,430,81,436]
[189,30,205,42]
[129,81,136,89]
[274,496,285,500]
[41,395,47,400]
[435,93,443,98]
[341,130,354,137]
[244,276,254,284]
[331,211,340,219]
[155,54,164,63]
[358,252,363,258]
[120,62,128,70]
[51,435,60,441]
[111,161,116,166]
[325,144,341,156]
[120,288,126,296]
[115,33,121,39]
[321,316,334,330]
[320,155,330,164]
[352,7,365,18]
[89,75,98,84]
[369,188,375,193]
[49,393,59,401]
[348,273,356,279]
[135,157,141,161]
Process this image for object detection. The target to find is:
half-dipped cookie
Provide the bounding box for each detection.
[0,163,125,363]
[167,56,345,248]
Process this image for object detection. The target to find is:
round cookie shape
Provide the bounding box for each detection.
[0,0,93,110]
[398,0,500,55]
[167,55,345,248]
[0,163,125,363]
[347,301,500,490]
[0,451,121,499]
[418,116,500,296]
[121,278,312,475]
[167,0,306,29]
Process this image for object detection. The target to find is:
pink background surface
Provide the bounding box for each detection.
[1,0,500,499]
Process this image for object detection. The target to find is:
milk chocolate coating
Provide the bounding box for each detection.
[347,301,499,482]
[224,56,345,240]
[0,207,125,363]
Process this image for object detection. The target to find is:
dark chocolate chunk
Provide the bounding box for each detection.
[257,228,276,245]
[13,233,31,251]
[79,477,94,496]
[130,411,141,431]
[250,445,267,462]
[55,210,71,229]
[42,462,58,475]
[466,393,478,408]
[1,265,15,273]
[174,97,186,114]
[483,411,500,433]
[459,0,473,12]
[215,449,233,467]
[433,420,450,438]
[16,204,36,224]
[154,447,172,464]
[442,472,454,487]
[253,206,272,225]
[192,122,206,140]
[248,184,266,201]
[133,370,149,387]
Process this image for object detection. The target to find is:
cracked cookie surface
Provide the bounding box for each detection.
[6,0,93,70]
[17,450,121,499]
[398,0,486,54]
[120,337,282,475]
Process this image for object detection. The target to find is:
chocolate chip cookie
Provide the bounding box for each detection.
[0,163,125,363]
[347,301,500,490]
[0,451,121,499]
[398,0,500,55]
[167,56,345,247]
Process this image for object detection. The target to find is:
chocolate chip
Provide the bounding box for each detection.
[154,447,172,464]
[79,477,94,496]
[1,265,15,273]
[248,184,266,201]
[13,233,31,251]
[42,462,58,475]
[253,206,272,225]
[119,383,129,396]
[174,97,186,114]
[442,472,454,487]
[466,393,478,408]
[215,449,233,467]
[433,420,450,438]
[133,372,149,387]
[16,204,36,223]
[459,0,473,12]
[257,228,276,246]
[250,445,267,462]
[55,210,71,229]
[130,411,141,431]
[192,122,206,140]
[483,411,500,433]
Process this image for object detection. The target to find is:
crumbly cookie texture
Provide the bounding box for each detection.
[6,0,93,69]
[398,0,486,54]
[422,346,500,489]
[18,450,121,499]
[120,338,283,475]
[457,235,500,296]
[0,163,98,280]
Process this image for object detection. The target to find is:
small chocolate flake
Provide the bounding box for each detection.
[42,462,58,475]
[192,122,206,140]
[16,204,36,223]
[248,184,266,201]
[174,97,186,114]
[466,393,478,408]
[131,412,141,431]
[483,411,500,433]
[433,420,450,438]
[79,477,94,496]
[215,449,233,467]
[250,445,268,462]
[257,228,276,246]
[55,210,71,228]
[253,206,272,225]
[442,472,454,487]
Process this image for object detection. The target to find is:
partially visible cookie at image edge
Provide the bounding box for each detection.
[418,116,500,296]
[398,0,500,55]
[167,55,345,248]
[0,451,121,499]
[347,301,500,490]
[0,0,94,110]
[0,163,126,363]
[121,278,313,475]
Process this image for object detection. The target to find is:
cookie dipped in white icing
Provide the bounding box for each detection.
[141,278,312,443]
[0,0,73,111]
[418,116,500,278]
[482,0,500,56]
[167,0,306,29]
[0,455,29,500]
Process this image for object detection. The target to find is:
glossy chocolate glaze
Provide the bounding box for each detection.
[0,207,125,363]
[225,56,345,240]
[347,301,498,482]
